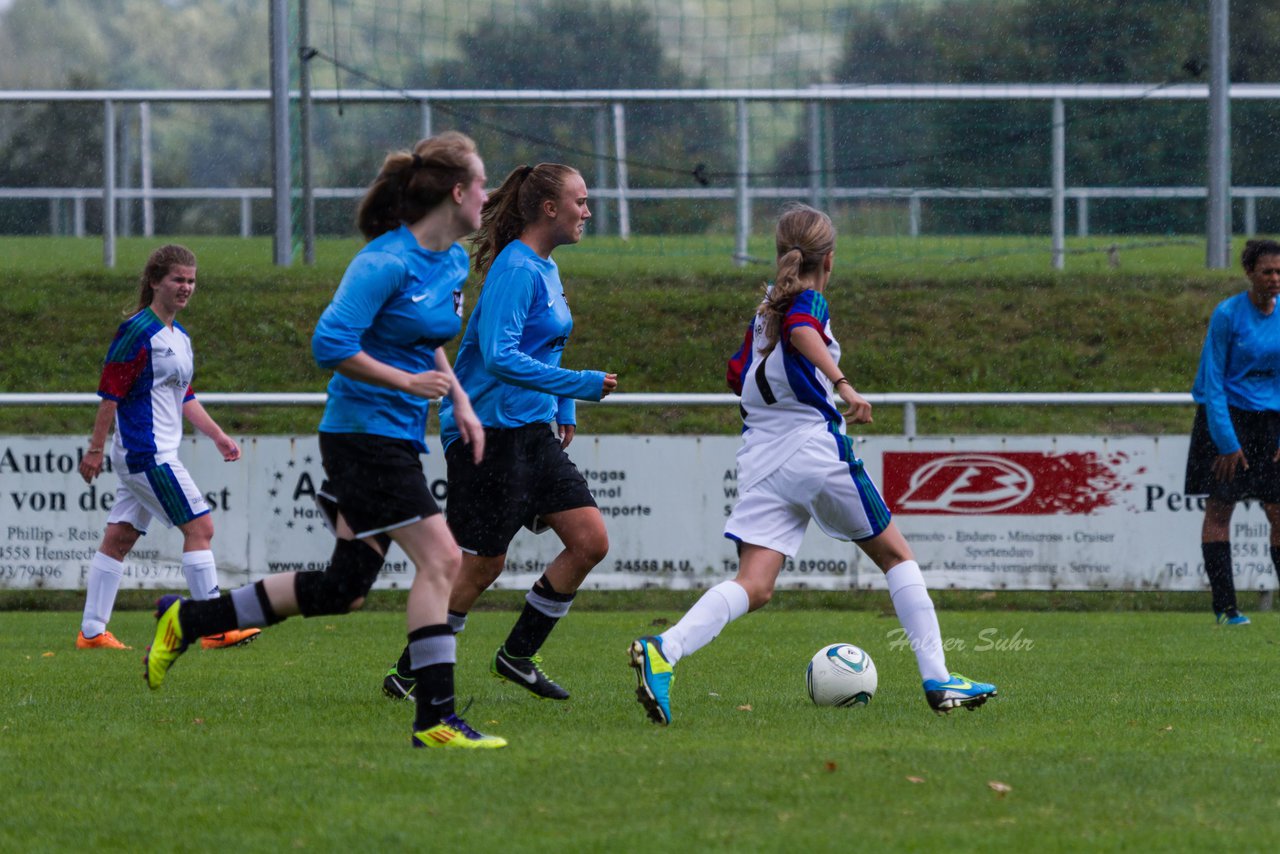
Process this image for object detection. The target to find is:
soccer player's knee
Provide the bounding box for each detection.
[294,538,384,616]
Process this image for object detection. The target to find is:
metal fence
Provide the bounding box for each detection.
[0,391,1195,440]
[4,83,1280,268]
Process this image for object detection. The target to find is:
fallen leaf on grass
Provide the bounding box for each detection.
[41,652,55,658]
[906,776,926,784]
[825,762,838,773]
[736,704,753,712]
[1161,725,1173,732]
[192,718,204,725]
[987,780,1012,797]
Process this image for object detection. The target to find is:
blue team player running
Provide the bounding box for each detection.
[629,203,997,724]
[143,132,507,749]
[382,163,617,703]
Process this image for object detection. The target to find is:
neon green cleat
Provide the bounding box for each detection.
[143,594,190,690]
[412,714,507,749]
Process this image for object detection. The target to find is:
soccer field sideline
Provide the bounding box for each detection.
[3,608,1276,850]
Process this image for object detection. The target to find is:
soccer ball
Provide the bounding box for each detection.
[806,643,877,707]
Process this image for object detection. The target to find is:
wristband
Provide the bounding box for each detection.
[86,447,104,455]
[833,377,851,389]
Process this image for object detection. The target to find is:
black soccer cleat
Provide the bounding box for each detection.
[491,647,570,700]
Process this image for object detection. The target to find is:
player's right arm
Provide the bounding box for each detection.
[79,399,117,483]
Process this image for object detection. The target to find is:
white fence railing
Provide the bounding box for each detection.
[0,392,1196,439]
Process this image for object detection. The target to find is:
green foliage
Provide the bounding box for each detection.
[0,233,1240,438]
[1,609,1276,849]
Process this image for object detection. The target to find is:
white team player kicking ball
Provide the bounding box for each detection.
[629,204,997,724]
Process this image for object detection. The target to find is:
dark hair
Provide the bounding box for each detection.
[133,244,196,314]
[470,162,580,276]
[1241,238,1280,273]
[757,203,836,356]
[355,131,479,241]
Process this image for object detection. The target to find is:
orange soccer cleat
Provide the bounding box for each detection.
[200,628,261,650]
[76,630,132,650]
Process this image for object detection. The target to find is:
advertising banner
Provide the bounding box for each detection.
[1,434,1274,593]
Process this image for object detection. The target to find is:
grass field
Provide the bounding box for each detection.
[2,605,1277,851]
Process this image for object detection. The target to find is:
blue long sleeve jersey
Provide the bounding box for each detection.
[439,239,605,449]
[312,226,467,452]
[1191,290,1280,454]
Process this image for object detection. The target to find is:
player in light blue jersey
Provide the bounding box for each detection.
[1185,238,1280,626]
[630,203,996,724]
[143,133,506,750]
[383,163,618,703]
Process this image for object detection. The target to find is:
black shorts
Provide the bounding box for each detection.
[1184,405,1280,503]
[317,432,441,538]
[445,424,596,556]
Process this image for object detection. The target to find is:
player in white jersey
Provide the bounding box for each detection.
[629,203,998,724]
[75,245,258,651]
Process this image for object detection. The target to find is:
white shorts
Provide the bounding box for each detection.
[724,433,891,557]
[107,459,210,534]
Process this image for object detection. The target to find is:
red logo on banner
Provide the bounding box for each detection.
[883,452,1129,515]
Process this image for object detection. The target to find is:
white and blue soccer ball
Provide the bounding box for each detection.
[806,643,877,707]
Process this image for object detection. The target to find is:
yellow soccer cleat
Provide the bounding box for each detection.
[412,714,508,750]
[200,628,261,650]
[76,630,132,650]
[143,595,189,690]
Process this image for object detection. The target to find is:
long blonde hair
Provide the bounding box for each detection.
[757,203,835,355]
[355,131,479,241]
[470,162,580,276]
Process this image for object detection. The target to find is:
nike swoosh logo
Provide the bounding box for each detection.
[507,665,538,685]
[948,680,973,690]
[547,299,555,307]
[430,694,455,706]
[412,292,430,303]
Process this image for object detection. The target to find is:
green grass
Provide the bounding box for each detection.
[2,606,1277,850]
[0,233,1247,437]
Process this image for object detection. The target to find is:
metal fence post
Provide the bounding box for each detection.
[593,104,611,235]
[103,100,116,269]
[140,101,154,237]
[1051,97,1065,270]
[807,101,822,210]
[1077,196,1089,237]
[1207,0,1232,269]
[735,97,750,267]
[612,102,631,240]
[269,0,292,267]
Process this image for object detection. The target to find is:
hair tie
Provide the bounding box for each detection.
[789,246,804,255]
[411,153,425,169]
[520,164,535,178]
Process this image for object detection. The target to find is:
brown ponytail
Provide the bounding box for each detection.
[471,162,580,276]
[355,131,478,241]
[757,203,835,356]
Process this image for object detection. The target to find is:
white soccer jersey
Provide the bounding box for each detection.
[726,288,851,491]
[97,308,196,473]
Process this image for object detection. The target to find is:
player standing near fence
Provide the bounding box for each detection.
[143,132,508,749]
[76,244,258,652]
[381,163,617,703]
[1185,238,1280,626]
[628,203,998,724]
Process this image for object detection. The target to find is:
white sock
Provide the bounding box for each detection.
[885,560,950,683]
[660,580,750,665]
[182,550,221,600]
[82,552,125,637]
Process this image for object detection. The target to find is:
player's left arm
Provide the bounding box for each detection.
[434,346,485,464]
[788,325,872,424]
[183,397,241,461]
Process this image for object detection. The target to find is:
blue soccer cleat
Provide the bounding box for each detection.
[923,672,998,714]
[629,635,674,725]
[1216,610,1251,626]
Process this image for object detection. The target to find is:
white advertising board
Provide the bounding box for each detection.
[1,434,1275,593]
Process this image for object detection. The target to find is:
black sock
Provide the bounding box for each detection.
[502,574,575,659]
[394,644,412,679]
[1202,541,1237,615]
[407,624,455,730]
[179,595,239,639]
